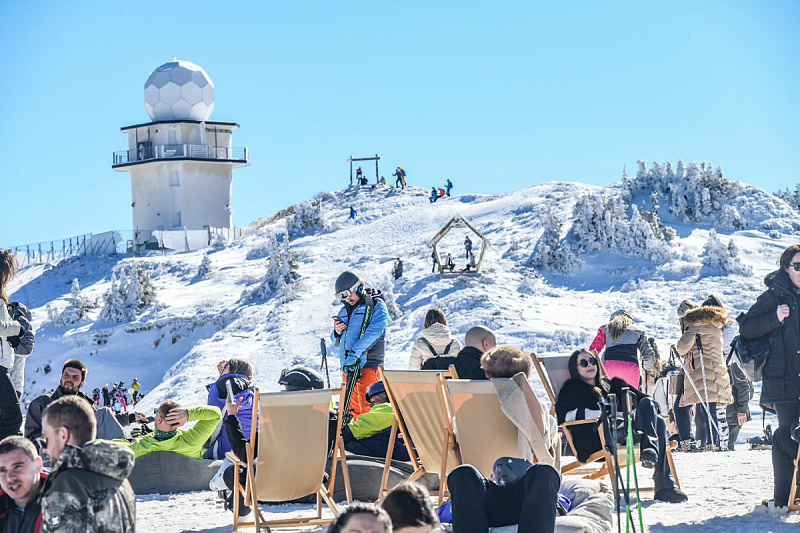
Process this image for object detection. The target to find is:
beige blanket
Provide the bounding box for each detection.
[492,373,562,470]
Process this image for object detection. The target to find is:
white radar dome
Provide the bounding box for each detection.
[144,59,215,121]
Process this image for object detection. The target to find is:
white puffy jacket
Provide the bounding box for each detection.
[0,303,21,370]
[408,323,462,369]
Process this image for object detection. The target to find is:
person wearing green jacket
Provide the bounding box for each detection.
[126,401,222,460]
[342,382,410,461]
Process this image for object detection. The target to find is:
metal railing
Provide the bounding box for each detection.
[113,145,248,165]
[11,227,250,268]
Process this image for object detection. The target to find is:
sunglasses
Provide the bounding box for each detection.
[790,263,800,272]
[578,359,598,368]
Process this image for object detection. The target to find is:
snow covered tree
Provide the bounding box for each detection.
[286,199,327,238]
[701,230,752,275]
[242,232,299,301]
[56,278,97,326]
[197,253,212,279]
[531,211,584,273]
[98,263,158,322]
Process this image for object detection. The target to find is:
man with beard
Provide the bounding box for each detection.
[24,360,92,442]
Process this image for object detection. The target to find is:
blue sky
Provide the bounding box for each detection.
[1,1,798,246]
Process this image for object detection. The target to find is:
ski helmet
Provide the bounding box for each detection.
[365,381,386,403]
[334,271,363,300]
[278,366,325,391]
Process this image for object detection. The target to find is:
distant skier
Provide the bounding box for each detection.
[350,206,357,219]
[356,167,363,183]
[393,168,404,188]
[438,187,446,198]
[445,179,453,197]
[464,236,473,259]
[431,250,439,273]
[429,188,439,203]
[132,378,141,403]
[392,259,403,281]
[102,384,111,407]
[92,387,101,405]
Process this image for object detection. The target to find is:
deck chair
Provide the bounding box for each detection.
[228,389,340,531]
[379,366,459,505]
[440,378,521,478]
[531,353,681,496]
[790,445,800,511]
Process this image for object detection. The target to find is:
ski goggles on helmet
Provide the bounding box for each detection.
[337,282,363,301]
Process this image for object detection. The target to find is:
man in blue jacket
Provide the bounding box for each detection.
[332,271,389,421]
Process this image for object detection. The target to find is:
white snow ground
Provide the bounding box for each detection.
[8,180,800,531]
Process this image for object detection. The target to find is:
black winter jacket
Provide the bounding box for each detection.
[738,269,800,409]
[555,377,645,462]
[421,346,487,380]
[25,388,94,441]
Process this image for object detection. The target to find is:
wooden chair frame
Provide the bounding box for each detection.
[531,352,681,496]
[378,365,459,506]
[227,389,345,531]
[789,445,800,511]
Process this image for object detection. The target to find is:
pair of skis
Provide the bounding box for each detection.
[321,338,361,425]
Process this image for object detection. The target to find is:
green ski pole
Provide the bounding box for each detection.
[627,413,645,532]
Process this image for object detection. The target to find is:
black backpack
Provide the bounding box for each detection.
[729,335,770,383]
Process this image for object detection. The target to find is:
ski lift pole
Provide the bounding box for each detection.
[694,334,717,448]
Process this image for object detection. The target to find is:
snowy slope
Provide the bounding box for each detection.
[8,175,800,531]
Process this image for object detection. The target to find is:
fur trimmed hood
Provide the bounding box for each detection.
[682,305,729,327]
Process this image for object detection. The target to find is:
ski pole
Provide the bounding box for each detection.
[320,338,331,388]
[694,334,717,448]
[669,345,721,438]
[626,411,644,533]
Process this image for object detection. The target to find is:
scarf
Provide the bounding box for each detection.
[154,429,178,441]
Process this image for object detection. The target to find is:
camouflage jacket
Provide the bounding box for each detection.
[41,441,135,533]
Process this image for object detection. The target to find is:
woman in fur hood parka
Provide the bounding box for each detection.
[676,305,734,448]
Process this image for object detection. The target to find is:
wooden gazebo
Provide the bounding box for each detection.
[429,215,489,276]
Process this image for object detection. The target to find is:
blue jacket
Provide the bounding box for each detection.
[331,290,389,369]
[206,373,255,459]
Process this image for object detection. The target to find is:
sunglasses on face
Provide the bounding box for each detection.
[578,359,598,368]
[790,263,800,272]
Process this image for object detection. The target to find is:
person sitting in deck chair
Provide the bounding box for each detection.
[342,381,410,461]
[555,348,687,504]
[446,345,561,533]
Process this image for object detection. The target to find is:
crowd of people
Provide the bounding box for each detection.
[0,238,799,531]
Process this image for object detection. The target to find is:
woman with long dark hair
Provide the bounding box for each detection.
[0,250,23,439]
[555,349,686,503]
[739,244,800,507]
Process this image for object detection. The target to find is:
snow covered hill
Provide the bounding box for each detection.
[9,162,800,530]
[10,167,800,420]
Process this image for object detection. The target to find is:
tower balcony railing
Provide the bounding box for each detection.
[113,145,248,166]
